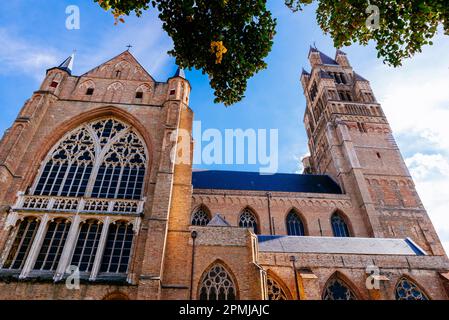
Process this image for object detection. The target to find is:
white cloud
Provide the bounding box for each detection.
[0,13,173,83]
[405,153,449,254]
[0,28,59,81]
[405,153,449,180]
[294,152,310,174]
[367,34,449,150]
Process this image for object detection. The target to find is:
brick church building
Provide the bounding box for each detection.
[0,48,448,300]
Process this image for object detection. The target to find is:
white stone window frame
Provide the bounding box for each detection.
[0,216,40,271]
[33,217,72,272]
[0,211,141,282]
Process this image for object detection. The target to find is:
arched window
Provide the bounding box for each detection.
[34,218,71,271]
[3,217,40,270]
[102,291,130,300]
[239,208,258,234]
[395,277,429,300]
[70,219,103,273]
[331,212,350,237]
[191,206,210,226]
[199,263,237,300]
[100,221,134,274]
[31,118,147,200]
[286,210,305,236]
[322,277,357,300]
[267,275,289,300]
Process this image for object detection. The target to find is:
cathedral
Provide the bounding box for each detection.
[0,47,448,300]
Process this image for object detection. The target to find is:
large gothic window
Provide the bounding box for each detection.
[199,263,237,300]
[3,217,40,270]
[395,277,429,300]
[286,210,305,236]
[267,275,289,300]
[322,277,357,300]
[70,220,103,273]
[31,118,147,200]
[331,212,351,237]
[239,208,258,234]
[33,126,94,197]
[191,206,210,226]
[34,218,71,271]
[100,221,134,274]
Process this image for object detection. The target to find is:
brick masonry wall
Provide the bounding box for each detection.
[0,50,448,300]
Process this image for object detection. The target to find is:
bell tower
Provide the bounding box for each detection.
[300,47,445,255]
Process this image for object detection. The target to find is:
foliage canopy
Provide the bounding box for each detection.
[96,0,449,105]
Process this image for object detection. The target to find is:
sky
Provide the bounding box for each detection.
[0,1,449,253]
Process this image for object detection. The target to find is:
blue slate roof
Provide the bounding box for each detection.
[319,51,339,65]
[192,170,342,194]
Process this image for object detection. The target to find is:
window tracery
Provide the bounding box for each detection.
[286,210,305,236]
[395,277,428,300]
[32,118,147,200]
[322,277,357,300]
[267,276,288,300]
[331,213,350,237]
[199,263,236,300]
[191,207,210,226]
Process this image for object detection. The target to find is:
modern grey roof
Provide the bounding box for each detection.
[207,214,231,227]
[257,235,426,256]
[192,170,343,194]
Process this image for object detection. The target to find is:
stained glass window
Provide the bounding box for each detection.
[395,277,428,300]
[267,276,289,300]
[331,213,350,237]
[322,278,357,300]
[100,221,134,274]
[34,218,71,271]
[70,220,103,273]
[286,211,305,236]
[239,208,258,234]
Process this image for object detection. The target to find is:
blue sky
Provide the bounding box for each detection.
[1,1,449,252]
